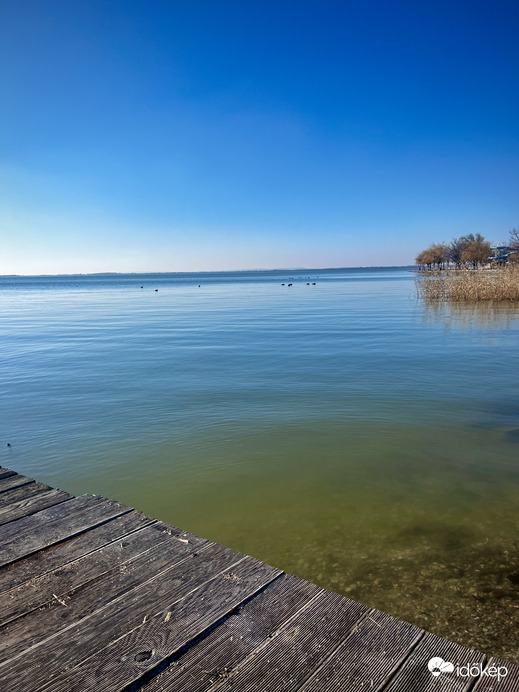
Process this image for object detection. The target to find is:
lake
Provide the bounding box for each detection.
[1,267,519,659]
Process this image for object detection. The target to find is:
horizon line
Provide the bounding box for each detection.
[0,264,414,278]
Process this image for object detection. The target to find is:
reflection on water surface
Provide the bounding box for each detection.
[421,299,519,330]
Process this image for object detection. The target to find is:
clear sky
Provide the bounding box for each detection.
[1,0,518,274]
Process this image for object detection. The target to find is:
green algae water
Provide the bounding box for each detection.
[1,268,519,659]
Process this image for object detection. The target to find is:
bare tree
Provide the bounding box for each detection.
[449,236,470,268]
[415,248,434,270]
[460,234,492,269]
[415,250,426,270]
[418,234,492,270]
[416,243,449,270]
[430,242,450,269]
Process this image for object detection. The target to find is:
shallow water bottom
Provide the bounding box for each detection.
[41,420,519,662]
[2,271,518,661]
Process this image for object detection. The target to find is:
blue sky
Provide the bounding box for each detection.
[1,0,518,273]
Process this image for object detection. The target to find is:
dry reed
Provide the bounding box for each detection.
[416,266,519,302]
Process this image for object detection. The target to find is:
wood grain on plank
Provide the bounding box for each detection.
[0,488,72,526]
[0,543,245,691]
[0,495,131,568]
[0,474,35,494]
[383,630,485,692]
[298,609,423,691]
[142,573,323,692]
[0,482,52,509]
[46,556,282,692]
[0,510,154,594]
[1,465,518,692]
[203,589,368,692]
[472,657,517,691]
[0,526,209,662]
[0,521,198,626]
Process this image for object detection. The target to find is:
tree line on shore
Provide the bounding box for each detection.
[416,228,519,270]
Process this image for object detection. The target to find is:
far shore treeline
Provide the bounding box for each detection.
[415,228,519,270]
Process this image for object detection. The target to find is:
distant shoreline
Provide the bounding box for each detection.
[0,265,414,279]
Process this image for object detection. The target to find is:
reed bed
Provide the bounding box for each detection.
[416,266,519,302]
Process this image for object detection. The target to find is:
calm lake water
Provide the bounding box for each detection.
[2,267,519,659]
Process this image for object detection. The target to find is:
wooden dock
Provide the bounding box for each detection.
[0,466,517,691]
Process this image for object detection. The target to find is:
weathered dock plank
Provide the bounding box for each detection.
[297,610,423,692]
[0,529,210,664]
[472,658,518,691]
[0,544,258,691]
[0,481,53,509]
[142,574,323,692]
[0,473,36,493]
[0,495,130,567]
[46,557,282,692]
[0,467,518,692]
[383,631,485,692]
[0,488,72,526]
[0,521,190,626]
[0,510,153,594]
[198,590,368,692]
